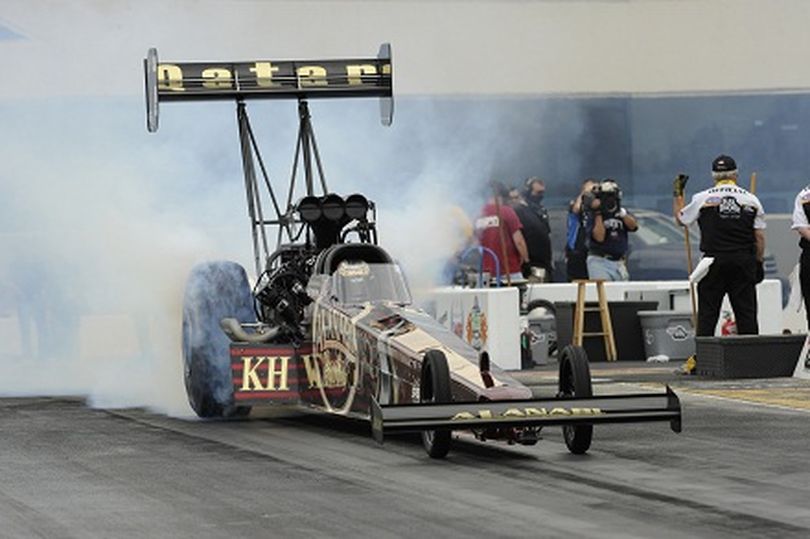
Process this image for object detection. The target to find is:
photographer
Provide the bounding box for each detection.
[585,179,638,281]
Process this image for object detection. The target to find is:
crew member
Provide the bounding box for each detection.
[475,181,530,283]
[586,179,638,281]
[791,184,810,329]
[509,183,552,282]
[674,155,765,336]
[524,177,551,229]
[566,179,597,281]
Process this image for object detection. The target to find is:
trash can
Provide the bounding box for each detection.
[637,310,695,361]
[527,312,556,365]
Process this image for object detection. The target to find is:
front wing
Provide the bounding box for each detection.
[371,386,681,444]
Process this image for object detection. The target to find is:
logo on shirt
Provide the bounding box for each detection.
[718,196,741,218]
[475,215,500,231]
[705,196,722,206]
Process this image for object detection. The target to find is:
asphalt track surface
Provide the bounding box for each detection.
[2,366,810,538]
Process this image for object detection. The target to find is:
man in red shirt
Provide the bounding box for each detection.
[475,181,530,284]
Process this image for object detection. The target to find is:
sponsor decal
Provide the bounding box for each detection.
[718,196,742,217]
[451,407,603,421]
[239,355,292,391]
[474,215,500,231]
[465,296,488,351]
[157,61,390,92]
[301,352,349,389]
[705,196,721,206]
[310,304,360,412]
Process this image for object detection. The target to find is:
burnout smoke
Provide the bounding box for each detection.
[0,3,589,417]
[0,99,251,417]
[0,93,583,416]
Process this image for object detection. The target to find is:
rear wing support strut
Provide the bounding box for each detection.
[237,102,275,277]
[237,98,330,277]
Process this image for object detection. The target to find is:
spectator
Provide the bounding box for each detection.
[475,181,530,284]
[565,178,597,281]
[508,186,552,282]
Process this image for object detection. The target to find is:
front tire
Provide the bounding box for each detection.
[182,261,256,418]
[558,345,593,454]
[420,350,452,459]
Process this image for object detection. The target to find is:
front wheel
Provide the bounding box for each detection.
[558,345,593,454]
[420,350,452,459]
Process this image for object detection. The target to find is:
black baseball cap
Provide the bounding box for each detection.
[712,155,737,173]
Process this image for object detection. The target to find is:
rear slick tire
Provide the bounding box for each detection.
[420,350,452,459]
[182,261,256,418]
[558,345,594,455]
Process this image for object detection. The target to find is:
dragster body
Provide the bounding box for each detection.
[147,45,681,458]
[229,254,534,416]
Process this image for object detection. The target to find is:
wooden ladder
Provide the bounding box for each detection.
[572,279,617,362]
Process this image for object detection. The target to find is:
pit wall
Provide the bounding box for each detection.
[429,279,785,369]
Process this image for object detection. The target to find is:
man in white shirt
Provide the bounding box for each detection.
[673,155,766,336]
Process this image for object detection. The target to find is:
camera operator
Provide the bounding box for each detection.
[585,179,638,281]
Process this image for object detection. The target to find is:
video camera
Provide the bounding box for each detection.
[583,179,622,218]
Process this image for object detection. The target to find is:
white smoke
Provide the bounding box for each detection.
[0,99,250,416]
[0,85,586,415]
[0,3,584,417]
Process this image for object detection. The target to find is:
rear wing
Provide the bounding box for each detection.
[144,44,393,132]
[371,386,682,444]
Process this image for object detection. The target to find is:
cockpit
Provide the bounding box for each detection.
[328,261,412,306]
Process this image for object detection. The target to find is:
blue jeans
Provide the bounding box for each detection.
[587,255,629,281]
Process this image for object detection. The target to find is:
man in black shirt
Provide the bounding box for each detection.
[509,184,552,282]
[674,155,766,336]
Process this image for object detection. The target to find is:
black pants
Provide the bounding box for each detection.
[800,250,810,330]
[697,254,759,336]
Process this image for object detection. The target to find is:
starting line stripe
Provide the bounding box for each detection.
[682,388,810,411]
[625,382,810,414]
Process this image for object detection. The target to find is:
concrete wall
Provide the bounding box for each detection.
[2,1,810,98]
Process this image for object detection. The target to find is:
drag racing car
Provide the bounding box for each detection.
[144,46,681,458]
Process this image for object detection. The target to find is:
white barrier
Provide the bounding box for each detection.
[524,279,784,335]
[430,287,521,370]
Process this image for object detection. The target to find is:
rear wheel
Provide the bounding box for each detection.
[420,350,452,459]
[558,345,593,454]
[182,261,256,418]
